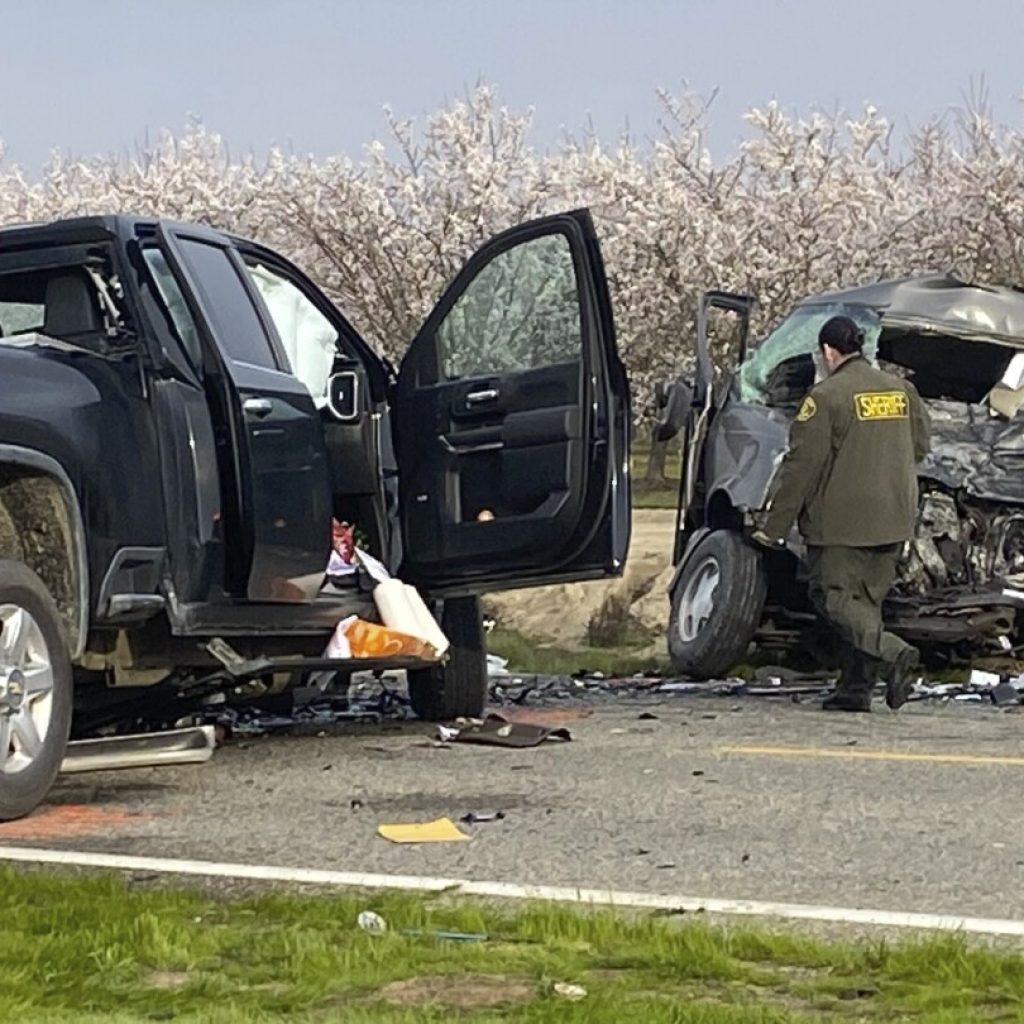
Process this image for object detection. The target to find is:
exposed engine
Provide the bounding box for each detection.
[898,489,1024,595]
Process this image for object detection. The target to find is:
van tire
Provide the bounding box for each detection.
[0,560,73,821]
[407,596,487,721]
[668,530,767,679]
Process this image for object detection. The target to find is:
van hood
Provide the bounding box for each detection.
[797,275,1024,348]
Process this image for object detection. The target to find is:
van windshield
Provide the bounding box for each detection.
[737,303,881,407]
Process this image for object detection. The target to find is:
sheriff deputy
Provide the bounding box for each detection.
[754,314,932,712]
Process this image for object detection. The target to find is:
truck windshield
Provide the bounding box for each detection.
[737,303,881,406]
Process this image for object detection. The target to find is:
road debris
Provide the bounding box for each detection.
[459,811,506,824]
[200,676,412,738]
[487,654,510,675]
[488,656,1024,713]
[60,726,216,774]
[358,912,487,943]
[402,928,489,943]
[377,817,470,844]
[992,681,1021,706]
[357,910,388,934]
[452,714,572,748]
[553,982,588,1001]
[970,669,1002,688]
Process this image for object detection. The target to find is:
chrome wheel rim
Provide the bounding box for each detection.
[677,556,721,643]
[0,604,54,775]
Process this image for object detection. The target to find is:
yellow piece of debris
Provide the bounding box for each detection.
[376,817,470,844]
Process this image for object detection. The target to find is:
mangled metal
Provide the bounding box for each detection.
[670,274,1024,671]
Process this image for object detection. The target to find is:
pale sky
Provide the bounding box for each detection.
[3,0,1022,171]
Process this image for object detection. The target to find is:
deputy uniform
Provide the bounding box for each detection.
[760,354,931,705]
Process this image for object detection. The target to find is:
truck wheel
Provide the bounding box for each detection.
[668,530,767,679]
[0,560,73,821]
[407,595,487,721]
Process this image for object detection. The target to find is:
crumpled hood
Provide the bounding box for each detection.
[799,275,1024,347]
[921,400,1024,503]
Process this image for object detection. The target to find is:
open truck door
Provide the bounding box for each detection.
[675,290,755,563]
[395,209,630,594]
[155,224,333,603]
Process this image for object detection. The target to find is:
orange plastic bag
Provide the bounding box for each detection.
[344,617,438,661]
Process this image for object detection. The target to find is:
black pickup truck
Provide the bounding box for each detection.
[0,210,630,819]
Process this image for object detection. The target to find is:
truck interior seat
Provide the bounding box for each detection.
[43,273,102,339]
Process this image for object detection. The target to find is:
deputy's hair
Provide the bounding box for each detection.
[818,315,864,355]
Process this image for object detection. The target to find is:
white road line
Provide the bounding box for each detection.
[0,844,1021,937]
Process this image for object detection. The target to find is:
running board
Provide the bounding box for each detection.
[60,726,216,775]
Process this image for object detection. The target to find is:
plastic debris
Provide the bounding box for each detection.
[970,669,1002,688]
[487,653,510,675]
[459,811,506,824]
[403,928,489,942]
[553,982,588,1001]
[327,615,441,661]
[656,681,706,694]
[485,661,1024,716]
[991,681,1021,706]
[354,547,390,584]
[453,713,572,748]
[377,817,470,844]
[357,910,388,934]
[326,520,357,583]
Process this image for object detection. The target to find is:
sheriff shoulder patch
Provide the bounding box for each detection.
[855,391,909,421]
[796,395,817,422]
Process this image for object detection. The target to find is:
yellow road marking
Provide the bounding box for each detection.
[717,745,1024,767]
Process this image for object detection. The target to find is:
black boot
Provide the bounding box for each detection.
[885,646,920,710]
[822,689,872,713]
[824,646,873,712]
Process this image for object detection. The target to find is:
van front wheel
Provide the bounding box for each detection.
[668,531,767,679]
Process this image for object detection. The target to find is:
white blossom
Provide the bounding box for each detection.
[3,85,1023,416]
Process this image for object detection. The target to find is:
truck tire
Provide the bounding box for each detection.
[668,530,767,679]
[0,560,73,821]
[407,595,487,721]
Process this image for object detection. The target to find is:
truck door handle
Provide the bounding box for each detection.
[242,397,273,418]
[466,388,499,405]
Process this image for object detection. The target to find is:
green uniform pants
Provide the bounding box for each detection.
[806,544,913,693]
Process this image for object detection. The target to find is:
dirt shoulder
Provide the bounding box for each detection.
[483,509,676,651]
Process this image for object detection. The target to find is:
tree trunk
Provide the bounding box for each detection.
[645,429,671,484]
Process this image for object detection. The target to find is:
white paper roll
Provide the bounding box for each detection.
[372,579,417,632]
[403,584,450,656]
[371,579,451,657]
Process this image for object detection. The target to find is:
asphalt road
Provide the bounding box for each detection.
[7,693,1024,924]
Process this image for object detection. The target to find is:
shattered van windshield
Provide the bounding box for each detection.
[738,303,881,405]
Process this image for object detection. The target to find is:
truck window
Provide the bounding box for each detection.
[437,232,581,379]
[143,248,203,370]
[245,261,339,404]
[0,300,43,334]
[0,266,106,346]
[175,239,279,370]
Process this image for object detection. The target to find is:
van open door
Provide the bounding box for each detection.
[675,290,754,563]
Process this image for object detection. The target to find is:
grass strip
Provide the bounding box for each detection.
[2,865,1024,1021]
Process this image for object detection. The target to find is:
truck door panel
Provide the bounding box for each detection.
[397,210,630,592]
[155,226,332,603]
